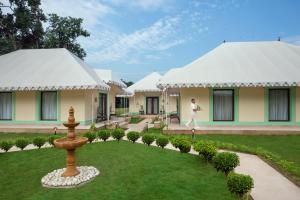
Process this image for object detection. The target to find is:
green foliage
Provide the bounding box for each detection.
[127,131,140,143]
[43,13,90,59]
[129,117,144,124]
[227,172,254,199]
[0,0,47,54]
[0,141,14,152]
[48,135,62,146]
[213,152,240,176]
[111,128,125,141]
[89,123,97,133]
[156,136,169,149]
[142,134,155,146]
[15,139,29,150]
[84,132,97,143]
[98,130,111,142]
[194,140,217,162]
[170,136,191,153]
[32,137,46,149]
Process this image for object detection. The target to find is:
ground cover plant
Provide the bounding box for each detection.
[129,116,144,124]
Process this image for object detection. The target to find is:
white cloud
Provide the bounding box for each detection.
[41,0,114,28]
[103,0,173,11]
[86,15,186,63]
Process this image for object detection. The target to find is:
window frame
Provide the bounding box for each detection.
[0,92,13,121]
[213,89,235,122]
[268,88,290,122]
[40,91,57,121]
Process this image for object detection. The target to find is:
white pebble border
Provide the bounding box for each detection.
[41,166,100,188]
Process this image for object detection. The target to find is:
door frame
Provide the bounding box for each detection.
[146,97,159,115]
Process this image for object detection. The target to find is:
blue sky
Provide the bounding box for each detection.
[40,0,300,81]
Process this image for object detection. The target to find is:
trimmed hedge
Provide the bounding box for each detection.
[213,152,240,176]
[48,135,62,146]
[98,130,111,142]
[127,131,140,143]
[0,141,14,152]
[227,172,254,199]
[156,136,169,149]
[171,136,191,153]
[142,134,155,146]
[84,132,97,143]
[33,137,46,149]
[15,139,29,150]
[111,128,125,141]
[194,140,217,162]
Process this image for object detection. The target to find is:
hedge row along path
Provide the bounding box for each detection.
[1,119,300,200]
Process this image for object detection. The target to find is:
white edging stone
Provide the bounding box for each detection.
[41,166,99,188]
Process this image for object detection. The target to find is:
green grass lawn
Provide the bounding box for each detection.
[129,116,144,124]
[0,141,235,200]
[0,132,66,142]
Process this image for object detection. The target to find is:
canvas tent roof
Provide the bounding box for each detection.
[0,49,109,91]
[158,41,300,88]
[94,69,126,88]
[128,72,162,94]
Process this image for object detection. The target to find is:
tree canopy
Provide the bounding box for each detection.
[0,0,89,59]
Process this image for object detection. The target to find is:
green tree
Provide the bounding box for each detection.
[43,14,90,59]
[0,0,46,54]
[121,79,134,87]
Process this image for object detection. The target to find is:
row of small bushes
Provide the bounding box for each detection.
[84,128,125,143]
[0,135,63,152]
[193,140,253,199]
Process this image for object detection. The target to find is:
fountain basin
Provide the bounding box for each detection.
[54,137,88,150]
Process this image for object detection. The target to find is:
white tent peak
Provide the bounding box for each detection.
[0,48,110,91]
[128,72,162,94]
[158,41,300,88]
[93,68,126,88]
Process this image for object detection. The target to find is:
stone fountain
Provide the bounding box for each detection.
[41,107,100,188]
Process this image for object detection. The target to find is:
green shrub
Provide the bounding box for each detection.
[33,137,46,149]
[0,141,14,152]
[213,152,240,176]
[177,139,191,153]
[84,132,97,143]
[227,172,254,199]
[127,131,140,143]
[89,123,97,133]
[98,130,111,142]
[111,128,125,141]
[142,134,155,146]
[15,139,29,150]
[156,136,169,149]
[194,140,217,162]
[48,135,62,146]
[170,136,191,153]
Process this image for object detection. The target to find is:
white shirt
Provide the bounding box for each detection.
[191,103,197,115]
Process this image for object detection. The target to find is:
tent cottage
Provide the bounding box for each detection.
[0,49,111,128]
[158,41,300,128]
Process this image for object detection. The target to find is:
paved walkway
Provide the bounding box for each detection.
[1,120,300,200]
[125,118,153,133]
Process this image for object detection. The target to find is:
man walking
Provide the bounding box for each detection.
[185,98,199,129]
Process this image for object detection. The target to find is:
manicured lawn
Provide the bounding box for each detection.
[0,141,235,200]
[195,134,300,166]
[0,132,66,142]
[129,116,144,124]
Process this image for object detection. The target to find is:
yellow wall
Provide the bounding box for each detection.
[60,90,86,121]
[129,92,163,113]
[84,89,101,122]
[15,91,36,121]
[296,87,300,122]
[239,87,264,122]
[108,85,123,114]
[179,88,210,122]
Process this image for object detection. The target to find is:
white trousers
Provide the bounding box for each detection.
[185,113,198,128]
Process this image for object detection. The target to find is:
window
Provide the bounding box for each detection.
[269,89,290,121]
[41,91,57,120]
[0,92,13,120]
[213,90,234,121]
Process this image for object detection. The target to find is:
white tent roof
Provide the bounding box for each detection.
[94,69,126,88]
[0,49,110,91]
[158,41,300,88]
[128,72,162,94]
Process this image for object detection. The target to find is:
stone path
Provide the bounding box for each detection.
[1,121,300,200]
[125,118,153,133]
